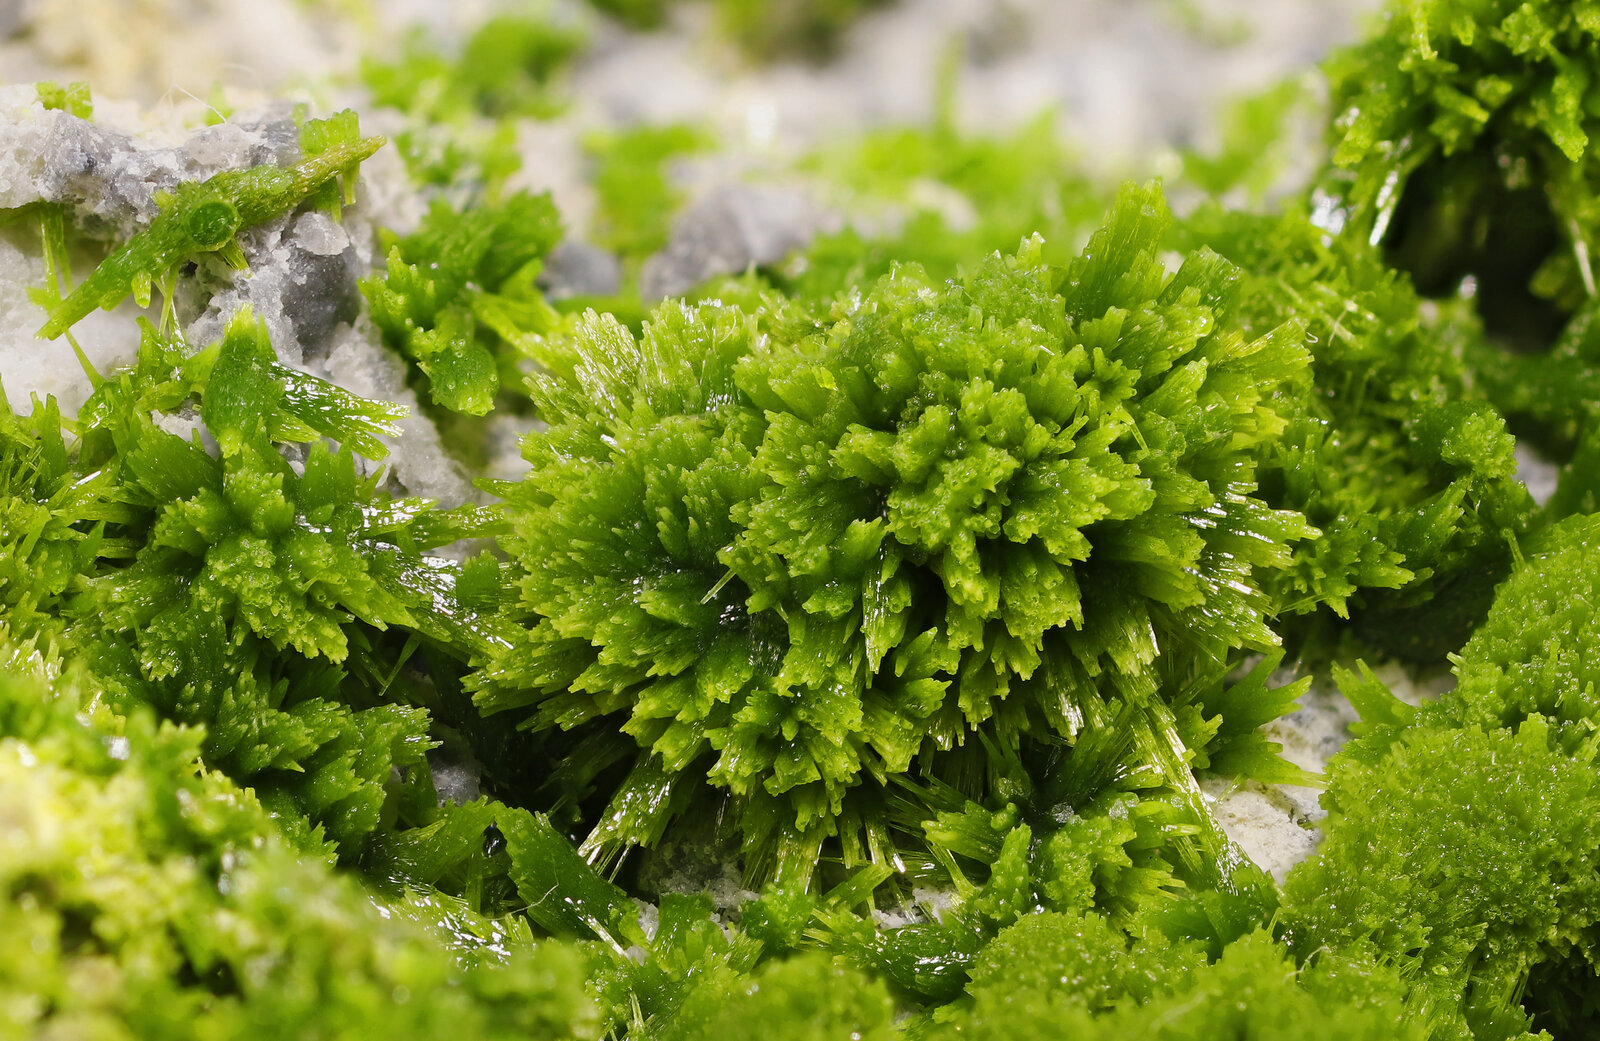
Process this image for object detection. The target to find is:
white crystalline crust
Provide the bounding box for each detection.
[0,226,142,415]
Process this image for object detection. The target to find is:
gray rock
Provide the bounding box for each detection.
[312,321,475,506]
[180,212,365,367]
[146,130,364,366]
[0,112,169,235]
[177,110,302,176]
[537,238,622,300]
[640,184,821,301]
[0,96,302,240]
[279,211,365,361]
[229,113,305,167]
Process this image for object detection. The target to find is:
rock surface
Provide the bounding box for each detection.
[538,237,622,300]
[641,183,823,299]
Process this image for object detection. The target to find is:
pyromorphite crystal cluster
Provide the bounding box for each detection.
[1319,0,1600,341]
[2,307,500,857]
[1174,207,1536,658]
[0,649,600,1041]
[470,184,1316,881]
[1284,516,1600,1039]
[364,190,563,416]
[9,0,1600,1036]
